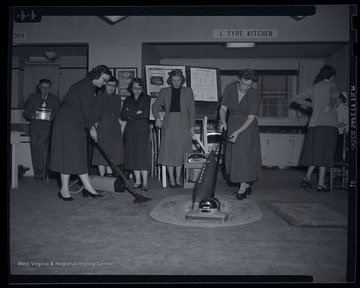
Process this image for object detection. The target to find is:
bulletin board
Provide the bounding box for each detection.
[189,66,219,102]
[189,66,221,119]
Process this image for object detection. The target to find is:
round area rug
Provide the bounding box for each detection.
[149,194,263,227]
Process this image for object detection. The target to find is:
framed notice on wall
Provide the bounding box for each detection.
[190,67,219,102]
[145,65,186,97]
[115,68,137,96]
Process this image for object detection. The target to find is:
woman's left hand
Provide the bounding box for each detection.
[228,131,240,143]
[190,127,195,137]
[90,126,97,142]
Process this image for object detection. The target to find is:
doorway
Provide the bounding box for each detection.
[11,44,88,109]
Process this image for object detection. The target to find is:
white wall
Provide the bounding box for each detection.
[12,5,351,76]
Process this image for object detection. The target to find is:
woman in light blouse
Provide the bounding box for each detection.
[152,69,196,188]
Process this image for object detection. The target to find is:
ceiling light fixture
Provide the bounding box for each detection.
[99,16,128,25]
[44,49,58,60]
[225,42,256,48]
[290,15,307,21]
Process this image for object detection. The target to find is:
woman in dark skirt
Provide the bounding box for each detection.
[121,78,151,191]
[292,65,339,192]
[219,69,262,200]
[91,76,124,176]
[152,69,196,188]
[49,65,112,200]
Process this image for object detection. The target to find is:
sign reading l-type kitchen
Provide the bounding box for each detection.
[213,29,278,38]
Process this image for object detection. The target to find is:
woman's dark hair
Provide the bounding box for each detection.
[107,76,118,85]
[166,69,186,86]
[339,93,346,104]
[127,77,144,94]
[238,69,258,82]
[87,65,112,80]
[313,65,336,84]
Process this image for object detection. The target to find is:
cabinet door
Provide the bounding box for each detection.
[265,135,293,167]
[291,135,305,166]
[259,134,267,165]
[18,142,33,176]
[12,69,24,108]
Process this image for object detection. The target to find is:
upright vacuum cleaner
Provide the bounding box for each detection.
[185,129,228,221]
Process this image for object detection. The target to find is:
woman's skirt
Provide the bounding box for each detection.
[158,112,192,166]
[92,123,124,166]
[300,126,338,167]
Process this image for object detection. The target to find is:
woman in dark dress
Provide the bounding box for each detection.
[219,69,262,200]
[92,76,125,176]
[120,78,151,191]
[49,65,111,200]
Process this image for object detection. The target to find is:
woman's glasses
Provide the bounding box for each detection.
[100,75,108,84]
[106,83,117,88]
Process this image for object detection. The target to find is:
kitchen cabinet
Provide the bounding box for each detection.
[260,133,305,167]
[16,135,34,177]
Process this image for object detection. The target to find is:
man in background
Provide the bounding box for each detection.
[23,79,61,180]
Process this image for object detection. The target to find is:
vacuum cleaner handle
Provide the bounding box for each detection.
[85,127,151,203]
[210,128,225,198]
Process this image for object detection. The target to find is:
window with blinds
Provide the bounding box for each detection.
[220,70,298,118]
[258,74,296,117]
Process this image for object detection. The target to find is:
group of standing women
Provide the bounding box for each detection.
[48,63,341,202]
[48,66,263,202]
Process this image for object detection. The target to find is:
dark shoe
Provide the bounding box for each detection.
[104,173,113,177]
[82,189,103,198]
[169,182,176,189]
[235,192,247,200]
[175,179,183,188]
[301,177,313,190]
[141,186,149,192]
[233,186,251,195]
[245,187,252,196]
[57,191,74,201]
[316,185,329,193]
[133,183,142,189]
[123,171,131,180]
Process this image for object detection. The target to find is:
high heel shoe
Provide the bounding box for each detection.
[141,186,149,192]
[82,189,103,198]
[133,183,142,189]
[316,185,329,193]
[169,181,176,189]
[301,177,313,190]
[233,186,251,195]
[57,191,74,201]
[235,192,247,200]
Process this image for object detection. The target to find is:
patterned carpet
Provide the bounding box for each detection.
[149,194,263,227]
[267,202,347,228]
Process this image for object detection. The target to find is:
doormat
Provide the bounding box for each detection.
[149,194,263,227]
[268,202,347,228]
